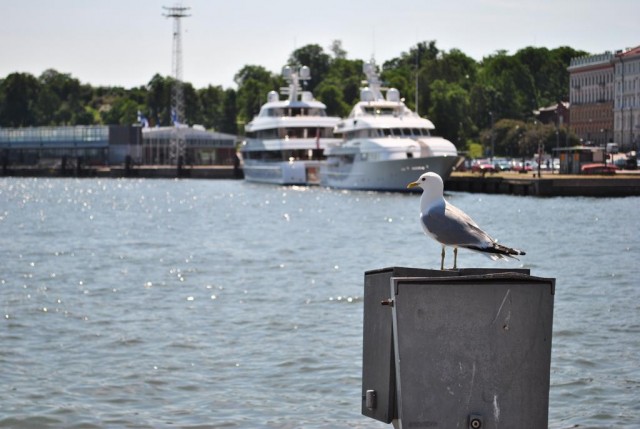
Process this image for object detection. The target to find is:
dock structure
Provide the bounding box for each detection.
[102,165,242,180]
[445,172,640,197]
[0,164,242,180]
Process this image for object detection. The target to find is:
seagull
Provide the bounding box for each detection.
[407,172,525,270]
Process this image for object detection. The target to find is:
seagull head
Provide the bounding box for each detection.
[407,172,444,191]
[407,172,445,207]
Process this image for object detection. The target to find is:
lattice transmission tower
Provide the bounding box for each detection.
[163,4,190,165]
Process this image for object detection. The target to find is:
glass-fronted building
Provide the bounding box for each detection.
[0,125,140,166]
[0,125,238,168]
[141,127,237,165]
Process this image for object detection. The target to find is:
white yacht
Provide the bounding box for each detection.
[240,66,341,185]
[320,62,463,191]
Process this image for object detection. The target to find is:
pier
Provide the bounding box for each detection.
[1,164,243,180]
[445,171,640,197]
[3,164,640,197]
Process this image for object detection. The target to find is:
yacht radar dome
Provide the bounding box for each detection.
[361,88,375,102]
[386,88,400,102]
[267,90,279,103]
[299,66,311,80]
[282,66,292,79]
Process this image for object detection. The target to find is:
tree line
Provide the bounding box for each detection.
[0,40,587,157]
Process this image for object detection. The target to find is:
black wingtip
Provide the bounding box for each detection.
[466,243,525,258]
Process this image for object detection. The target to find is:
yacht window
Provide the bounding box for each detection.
[285,128,305,138]
[412,128,420,136]
[255,129,279,139]
[383,129,392,137]
[320,127,333,138]
[402,128,411,136]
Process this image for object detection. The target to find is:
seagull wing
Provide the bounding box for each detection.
[422,201,494,247]
[422,201,525,259]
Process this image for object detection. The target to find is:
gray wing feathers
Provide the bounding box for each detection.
[422,202,494,247]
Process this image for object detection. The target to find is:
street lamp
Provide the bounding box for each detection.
[601,128,609,166]
[489,111,495,164]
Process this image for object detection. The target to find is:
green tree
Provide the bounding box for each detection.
[197,84,225,130]
[221,88,238,135]
[315,82,350,118]
[0,73,41,127]
[100,97,140,125]
[428,80,475,147]
[478,52,536,120]
[432,49,477,90]
[320,57,363,113]
[234,65,276,124]
[329,39,347,60]
[479,119,579,158]
[182,82,198,126]
[146,74,172,126]
[288,44,331,92]
[37,69,94,125]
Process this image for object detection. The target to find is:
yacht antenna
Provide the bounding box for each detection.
[363,60,384,101]
[415,43,420,115]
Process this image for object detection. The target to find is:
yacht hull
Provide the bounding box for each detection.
[242,160,323,186]
[320,156,462,192]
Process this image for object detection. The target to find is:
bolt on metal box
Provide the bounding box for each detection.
[362,267,554,429]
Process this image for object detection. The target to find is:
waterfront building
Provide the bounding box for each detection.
[568,52,615,146]
[0,125,140,167]
[534,101,570,126]
[613,46,640,150]
[141,126,237,166]
[553,146,606,174]
[0,125,237,168]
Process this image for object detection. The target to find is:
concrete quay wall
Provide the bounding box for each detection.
[445,172,640,197]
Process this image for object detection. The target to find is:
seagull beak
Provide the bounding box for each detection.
[407,181,419,189]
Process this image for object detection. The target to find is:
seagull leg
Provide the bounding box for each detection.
[440,245,445,271]
[453,247,458,270]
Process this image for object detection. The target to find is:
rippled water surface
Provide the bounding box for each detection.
[1,178,638,428]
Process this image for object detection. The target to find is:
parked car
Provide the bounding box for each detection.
[493,159,512,171]
[470,159,496,174]
[614,157,638,170]
[580,163,619,175]
[510,161,533,172]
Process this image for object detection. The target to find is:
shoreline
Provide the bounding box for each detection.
[0,165,243,180]
[2,165,640,197]
[446,171,640,197]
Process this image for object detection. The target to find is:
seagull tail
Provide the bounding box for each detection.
[465,243,526,261]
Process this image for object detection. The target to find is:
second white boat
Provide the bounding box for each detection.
[320,62,463,191]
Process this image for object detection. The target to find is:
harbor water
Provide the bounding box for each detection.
[1,178,638,428]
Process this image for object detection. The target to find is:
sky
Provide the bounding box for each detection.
[1,0,638,90]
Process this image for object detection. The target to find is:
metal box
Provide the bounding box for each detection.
[362,267,554,429]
